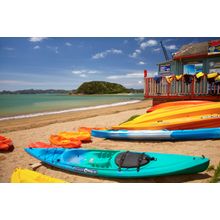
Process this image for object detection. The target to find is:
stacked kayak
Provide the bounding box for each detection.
[113,102,220,130]
[49,135,82,148]
[92,127,220,141]
[11,168,67,183]
[113,115,220,130]
[146,100,212,113]
[48,128,100,148]
[58,131,91,142]
[25,148,209,178]
[0,135,14,152]
[28,128,106,149]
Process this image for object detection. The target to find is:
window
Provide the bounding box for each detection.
[209,60,220,73]
[159,63,171,75]
[183,62,203,75]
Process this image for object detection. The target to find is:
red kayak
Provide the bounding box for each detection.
[0,135,14,152]
[146,100,212,113]
[28,142,57,148]
[29,140,82,149]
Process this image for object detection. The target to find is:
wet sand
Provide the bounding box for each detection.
[0,100,151,133]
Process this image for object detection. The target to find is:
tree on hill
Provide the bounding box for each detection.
[76,81,129,94]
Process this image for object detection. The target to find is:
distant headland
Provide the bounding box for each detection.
[0,81,143,95]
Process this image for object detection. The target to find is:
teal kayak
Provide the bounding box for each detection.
[25,148,209,178]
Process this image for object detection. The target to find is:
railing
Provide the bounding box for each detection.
[143,70,220,99]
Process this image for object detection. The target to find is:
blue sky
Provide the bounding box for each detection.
[0,37,219,91]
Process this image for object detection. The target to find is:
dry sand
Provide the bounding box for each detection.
[0,99,219,183]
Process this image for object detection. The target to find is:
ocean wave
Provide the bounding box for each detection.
[0,100,141,121]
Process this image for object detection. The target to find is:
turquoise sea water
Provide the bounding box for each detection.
[0,93,144,118]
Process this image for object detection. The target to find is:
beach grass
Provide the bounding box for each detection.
[209,162,220,183]
[207,164,215,172]
[120,114,140,124]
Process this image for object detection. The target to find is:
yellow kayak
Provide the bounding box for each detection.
[10,168,67,183]
[113,114,220,130]
[113,102,220,130]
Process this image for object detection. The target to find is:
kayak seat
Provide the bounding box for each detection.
[88,152,115,168]
[88,157,111,168]
[115,151,154,171]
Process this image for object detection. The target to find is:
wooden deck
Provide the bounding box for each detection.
[143,72,220,105]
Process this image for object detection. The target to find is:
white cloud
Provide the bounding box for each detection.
[135,37,145,43]
[129,49,141,58]
[72,69,99,77]
[79,74,86,77]
[92,48,122,59]
[165,45,177,50]
[33,45,40,50]
[29,37,47,42]
[72,70,83,74]
[107,72,143,80]
[152,48,161,52]
[138,61,145,65]
[3,47,14,51]
[65,42,72,46]
[140,39,158,49]
[87,70,99,74]
[138,80,143,84]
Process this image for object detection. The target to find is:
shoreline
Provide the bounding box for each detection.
[0,99,152,133]
[0,100,142,121]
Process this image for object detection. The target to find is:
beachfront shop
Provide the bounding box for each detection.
[144,40,220,105]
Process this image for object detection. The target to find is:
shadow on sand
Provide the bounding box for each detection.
[42,163,211,183]
[105,138,219,144]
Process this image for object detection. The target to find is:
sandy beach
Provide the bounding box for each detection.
[0,99,219,183]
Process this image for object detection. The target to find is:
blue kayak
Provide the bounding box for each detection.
[92,127,220,141]
[25,148,209,178]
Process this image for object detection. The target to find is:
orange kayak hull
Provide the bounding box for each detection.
[58,131,91,142]
[49,135,81,148]
[147,100,213,113]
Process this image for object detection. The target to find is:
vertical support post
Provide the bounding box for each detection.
[144,69,148,98]
[191,75,195,99]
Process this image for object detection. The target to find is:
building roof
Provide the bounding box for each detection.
[173,41,208,60]
[157,60,173,65]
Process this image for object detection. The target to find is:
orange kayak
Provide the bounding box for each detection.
[147,100,212,113]
[49,135,81,148]
[0,135,14,152]
[58,131,91,142]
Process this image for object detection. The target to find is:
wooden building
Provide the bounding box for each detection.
[144,40,220,105]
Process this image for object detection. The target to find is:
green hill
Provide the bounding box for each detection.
[75,81,129,94]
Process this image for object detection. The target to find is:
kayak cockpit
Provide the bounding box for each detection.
[115,151,156,171]
[62,149,116,168]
